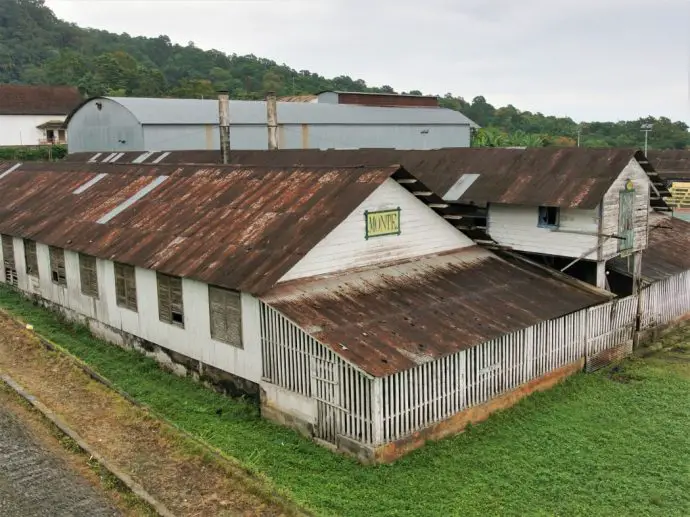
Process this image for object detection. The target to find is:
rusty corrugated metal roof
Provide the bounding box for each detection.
[0,85,83,115]
[262,246,609,377]
[648,150,690,179]
[0,162,396,294]
[609,212,690,282]
[69,148,659,209]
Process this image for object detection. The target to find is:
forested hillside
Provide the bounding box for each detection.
[1,0,688,149]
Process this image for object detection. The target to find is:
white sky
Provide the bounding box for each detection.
[45,0,690,123]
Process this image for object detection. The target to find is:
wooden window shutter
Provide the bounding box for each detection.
[2,235,17,286]
[209,286,242,348]
[24,240,39,278]
[79,254,98,298]
[2,235,15,267]
[157,273,184,327]
[115,263,137,311]
[49,246,66,286]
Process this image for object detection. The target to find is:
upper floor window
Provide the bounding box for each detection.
[538,206,560,229]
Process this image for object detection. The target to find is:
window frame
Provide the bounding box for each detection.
[208,285,243,349]
[157,272,184,328]
[537,206,560,229]
[49,246,67,286]
[79,253,99,298]
[114,262,138,312]
[24,239,39,278]
[2,235,17,286]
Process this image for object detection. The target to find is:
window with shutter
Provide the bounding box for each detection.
[157,273,184,327]
[79,254,99,298]
[114,262,137,311]
[209,286,242,348]
[24,240,39,278]
[49,246,66,286]
[2,235,17,286]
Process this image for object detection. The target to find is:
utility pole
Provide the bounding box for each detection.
[641,123,653,155]
[577,126,581,147]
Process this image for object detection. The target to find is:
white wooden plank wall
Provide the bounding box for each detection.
[640,271,690,329]
[259,302,373,445]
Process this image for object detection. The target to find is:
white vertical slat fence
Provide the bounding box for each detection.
[586,295,637,355]
[260,280,678,448]
[640,270,690,329]
[260,302,374,445]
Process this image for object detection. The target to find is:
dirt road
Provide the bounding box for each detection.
[0,313,293,517]
[0,400,120,517]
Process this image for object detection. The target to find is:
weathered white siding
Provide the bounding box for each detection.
[280,178,474,282]
[5,237,263,383]
[0,115,64,146]
[601,158,650,260]
[488,204,599,259]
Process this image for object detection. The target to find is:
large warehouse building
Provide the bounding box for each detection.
[65,94,477,153]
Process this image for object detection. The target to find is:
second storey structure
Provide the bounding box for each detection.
[79,147,669,292]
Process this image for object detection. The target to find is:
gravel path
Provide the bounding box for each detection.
[0,404,120,517]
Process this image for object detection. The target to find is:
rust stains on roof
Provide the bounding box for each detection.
[0,162,396,294]
[72,147,658,210]
[0,85,83,115]
[609,212,690,282]
[262,246,609,377]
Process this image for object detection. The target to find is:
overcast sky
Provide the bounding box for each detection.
[45,0,689,123]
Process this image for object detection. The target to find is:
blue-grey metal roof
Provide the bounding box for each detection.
[102,97,477,127]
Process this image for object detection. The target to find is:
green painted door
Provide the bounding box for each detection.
[619,190,635,252]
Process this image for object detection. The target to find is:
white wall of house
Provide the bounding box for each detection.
[487,204,600,259]
[0,115,65,146]
[3,237,263,383]
[279,178,475,282]
[600,158,650,260]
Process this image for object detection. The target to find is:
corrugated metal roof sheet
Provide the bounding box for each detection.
[72,148,658,210]
[648,150,690,179]
[66,97,476,127]
[609,212,690,282]
[262,246,610,377]
[0,162,396,295]
[0,85,83,115]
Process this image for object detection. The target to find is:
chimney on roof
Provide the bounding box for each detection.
[218,91,231,164]
[266,91,278,151]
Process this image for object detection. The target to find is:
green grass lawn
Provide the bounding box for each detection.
[1,286,689,517]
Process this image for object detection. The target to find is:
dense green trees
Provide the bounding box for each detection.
[1,0,688,150]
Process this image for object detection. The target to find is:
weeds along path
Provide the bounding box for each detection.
[0,313,292,517]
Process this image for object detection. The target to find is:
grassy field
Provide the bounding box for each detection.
[0,286,688,517]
